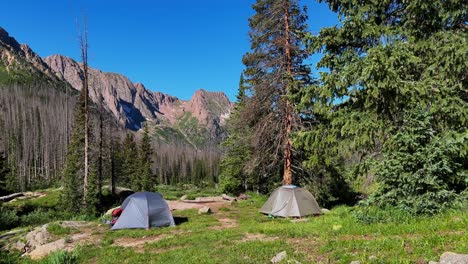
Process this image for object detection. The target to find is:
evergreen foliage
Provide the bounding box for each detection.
[60,89,86,213]
[370,108,467,214]
[0,150,11,196]
[240,0,310,190]
[296,0,467,212]
[219,74,253,194]
[139,124,155,191]
[119,133,140,190]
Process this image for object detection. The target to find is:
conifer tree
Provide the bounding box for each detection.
[139,124,154,191]
[121,133,139,189]
[109,137,122,196]
[0,150,11,196]
[242,0,310,189]
[297,0,467,211]
[219,74,253,194]
[61,88,86,212]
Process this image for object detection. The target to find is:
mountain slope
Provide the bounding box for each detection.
[44,54,232,146]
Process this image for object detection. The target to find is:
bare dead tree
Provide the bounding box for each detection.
[78,17,90,202]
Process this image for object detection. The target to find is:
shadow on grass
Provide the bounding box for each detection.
[174,216,189,225]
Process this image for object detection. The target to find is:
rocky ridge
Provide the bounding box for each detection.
[0,26,232,146]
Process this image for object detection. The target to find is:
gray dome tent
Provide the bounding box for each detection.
[260,185,322,217]
[112,192,175,230]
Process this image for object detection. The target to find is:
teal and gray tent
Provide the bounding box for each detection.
[112,192,175,230]
[260,185,322,217]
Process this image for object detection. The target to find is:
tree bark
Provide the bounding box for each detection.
[283,0,293,185]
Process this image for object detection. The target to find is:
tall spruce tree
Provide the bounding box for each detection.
[242,0,310,189]
[139,124,154,191]
[121,133,139,189]
[61,87,87,212]
[297,0,467,211]
[219,74,253,194]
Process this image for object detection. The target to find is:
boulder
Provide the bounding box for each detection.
[237,193,251,200]
[321,208,331,214]
[198,206,211,214]
[179,195,188,200]
[271,251,287,263]
[439,252,468,264]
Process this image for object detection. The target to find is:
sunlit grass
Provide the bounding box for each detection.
[7,189,467,263]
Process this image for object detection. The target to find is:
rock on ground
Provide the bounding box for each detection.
[17,224,50,253]
[26,233,84,259]
[434,252,468,264]
[198,206,211,214]
[271,251,287,263]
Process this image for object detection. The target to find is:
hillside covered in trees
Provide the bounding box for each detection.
[0,26,230,203]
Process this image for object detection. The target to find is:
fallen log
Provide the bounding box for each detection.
[222,194,237,202]
[181,199,217,203]
[0,192,24,202]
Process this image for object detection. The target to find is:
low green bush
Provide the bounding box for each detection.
[0,206,19,231]
[43,249,79,264]
[352,205,415,224]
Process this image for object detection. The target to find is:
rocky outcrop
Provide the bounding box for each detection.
[44,54,232,143]
[0,27,58,82]
[1,26,232,146]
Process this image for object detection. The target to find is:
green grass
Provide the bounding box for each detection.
[4,190,467,263]
[155,184,220,200]
[47,223,79,237]
[4,188,61,211]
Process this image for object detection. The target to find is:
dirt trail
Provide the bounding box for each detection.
[167,200,230,212]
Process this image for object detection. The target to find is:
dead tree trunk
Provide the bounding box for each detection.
[283,0,293,186]
[79,19,90,203]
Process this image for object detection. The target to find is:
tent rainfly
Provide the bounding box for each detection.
[260,185,322,217]
[112,192,175,230]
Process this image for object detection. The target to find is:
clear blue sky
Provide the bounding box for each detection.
[1,0,338,101]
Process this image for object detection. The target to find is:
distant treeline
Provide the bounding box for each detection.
[0,82,221,199]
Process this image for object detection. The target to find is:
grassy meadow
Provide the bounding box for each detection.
[1,188,466,264]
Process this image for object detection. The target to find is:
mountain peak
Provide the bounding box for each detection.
[0,27,22,53]
[192,89,229,102]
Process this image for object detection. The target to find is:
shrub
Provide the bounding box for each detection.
[370,109,467,214]
[20,208,55,226]
[0,206,19,231]
[45,250,79,264]
[352,205,414,224]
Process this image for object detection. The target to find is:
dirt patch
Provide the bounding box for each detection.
[287,237,327,263]
[209,217,239,230]
[167,200,230,213]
